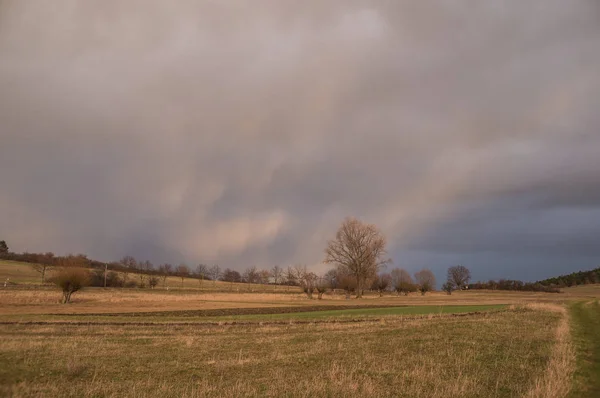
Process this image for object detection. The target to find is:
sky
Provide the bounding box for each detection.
[1,1,599,283]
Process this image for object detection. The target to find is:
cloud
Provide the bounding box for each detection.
[1,1,599,282]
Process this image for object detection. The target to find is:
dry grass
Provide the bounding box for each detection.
[1,285,585,317]
[0,306,564,397]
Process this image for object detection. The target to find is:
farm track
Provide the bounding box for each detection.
[0,309,498,327]
[47,303,414,317]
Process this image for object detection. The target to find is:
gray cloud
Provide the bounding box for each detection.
[1,1,599,282]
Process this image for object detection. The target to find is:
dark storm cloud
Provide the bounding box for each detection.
[1,1,599,282]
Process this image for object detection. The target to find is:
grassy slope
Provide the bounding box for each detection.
[569,300,600,397]
[0,306,560,398]
[0,260,42,284]
[0,259,300,293]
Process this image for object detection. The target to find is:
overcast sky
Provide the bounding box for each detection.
[1,1,599,283]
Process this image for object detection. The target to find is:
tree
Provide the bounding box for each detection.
[414,269,436,295]
[271,265,283,285]
[258,269,271,285]
[324,268,339,292]
[136,260,153,288]
[148,276,159,289]
[315,277,329,299]
[120,255,137,285]
[447,265,471,290]
[442,281,455,295]
[0,240,8,256]
[336,267,357,299]
[209,265,221,285]
[324,217,391,298]
[30,261,54,284]
[371,273,392,297]
[196,264,208,287]
[391,268,416,295]
[49,267,90,303]
[291,265,317,299]
[243,266,260,284]
[222,268,242,283]
[176,264,189,288]
[158,263,172,288]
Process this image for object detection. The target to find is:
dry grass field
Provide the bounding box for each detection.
[0,305,569,397]
[1,262,599,397]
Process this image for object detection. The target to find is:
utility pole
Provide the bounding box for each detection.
[104,263,108,288]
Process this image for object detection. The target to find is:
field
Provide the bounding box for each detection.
[1,262,599,397]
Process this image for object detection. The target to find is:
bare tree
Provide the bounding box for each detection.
[158,263,172,288]
[258,269,271,285]
[271,265,283,285]
[222,268,241,283]
[391,268,416,295]
[176,264,189,288]
[324,217,391,298]
[371,273,392,297]
[148,276,159,289]
[136,260,153,288]
[324,268,339,293]
[291,265,317,299]
[30,262,53,284]
[243,266,259,284]
[49,267,90,303]
[120,255,137,286]
[414,269,436,295]
[336,267,357,299]
[447,265,471,290]
[315,277,329,299]
[196,264,208,287]
[209,265,221,285]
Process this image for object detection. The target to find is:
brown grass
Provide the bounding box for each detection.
[0,306,564,397]
[1,286,584,317]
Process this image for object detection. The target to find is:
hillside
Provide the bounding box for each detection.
[0,259,300,293]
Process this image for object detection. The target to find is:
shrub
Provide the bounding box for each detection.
[148,276,159,289]
[49,267,90,303]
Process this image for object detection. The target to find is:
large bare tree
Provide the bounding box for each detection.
[324,217,391,298]
[447,265,471,290]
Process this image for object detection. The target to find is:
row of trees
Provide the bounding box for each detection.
[468,279,560,293]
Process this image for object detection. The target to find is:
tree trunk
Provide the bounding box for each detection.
[63,290,72,304]
[355,276,362,298]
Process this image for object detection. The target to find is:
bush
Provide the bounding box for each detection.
[148,276,159,289]
[89,269,124,287]
[125,280,138,288]
[49,268,90,303]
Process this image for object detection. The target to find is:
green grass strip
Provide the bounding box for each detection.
[569,300,600,397]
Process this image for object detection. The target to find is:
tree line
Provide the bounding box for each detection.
[536,267,600,288]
